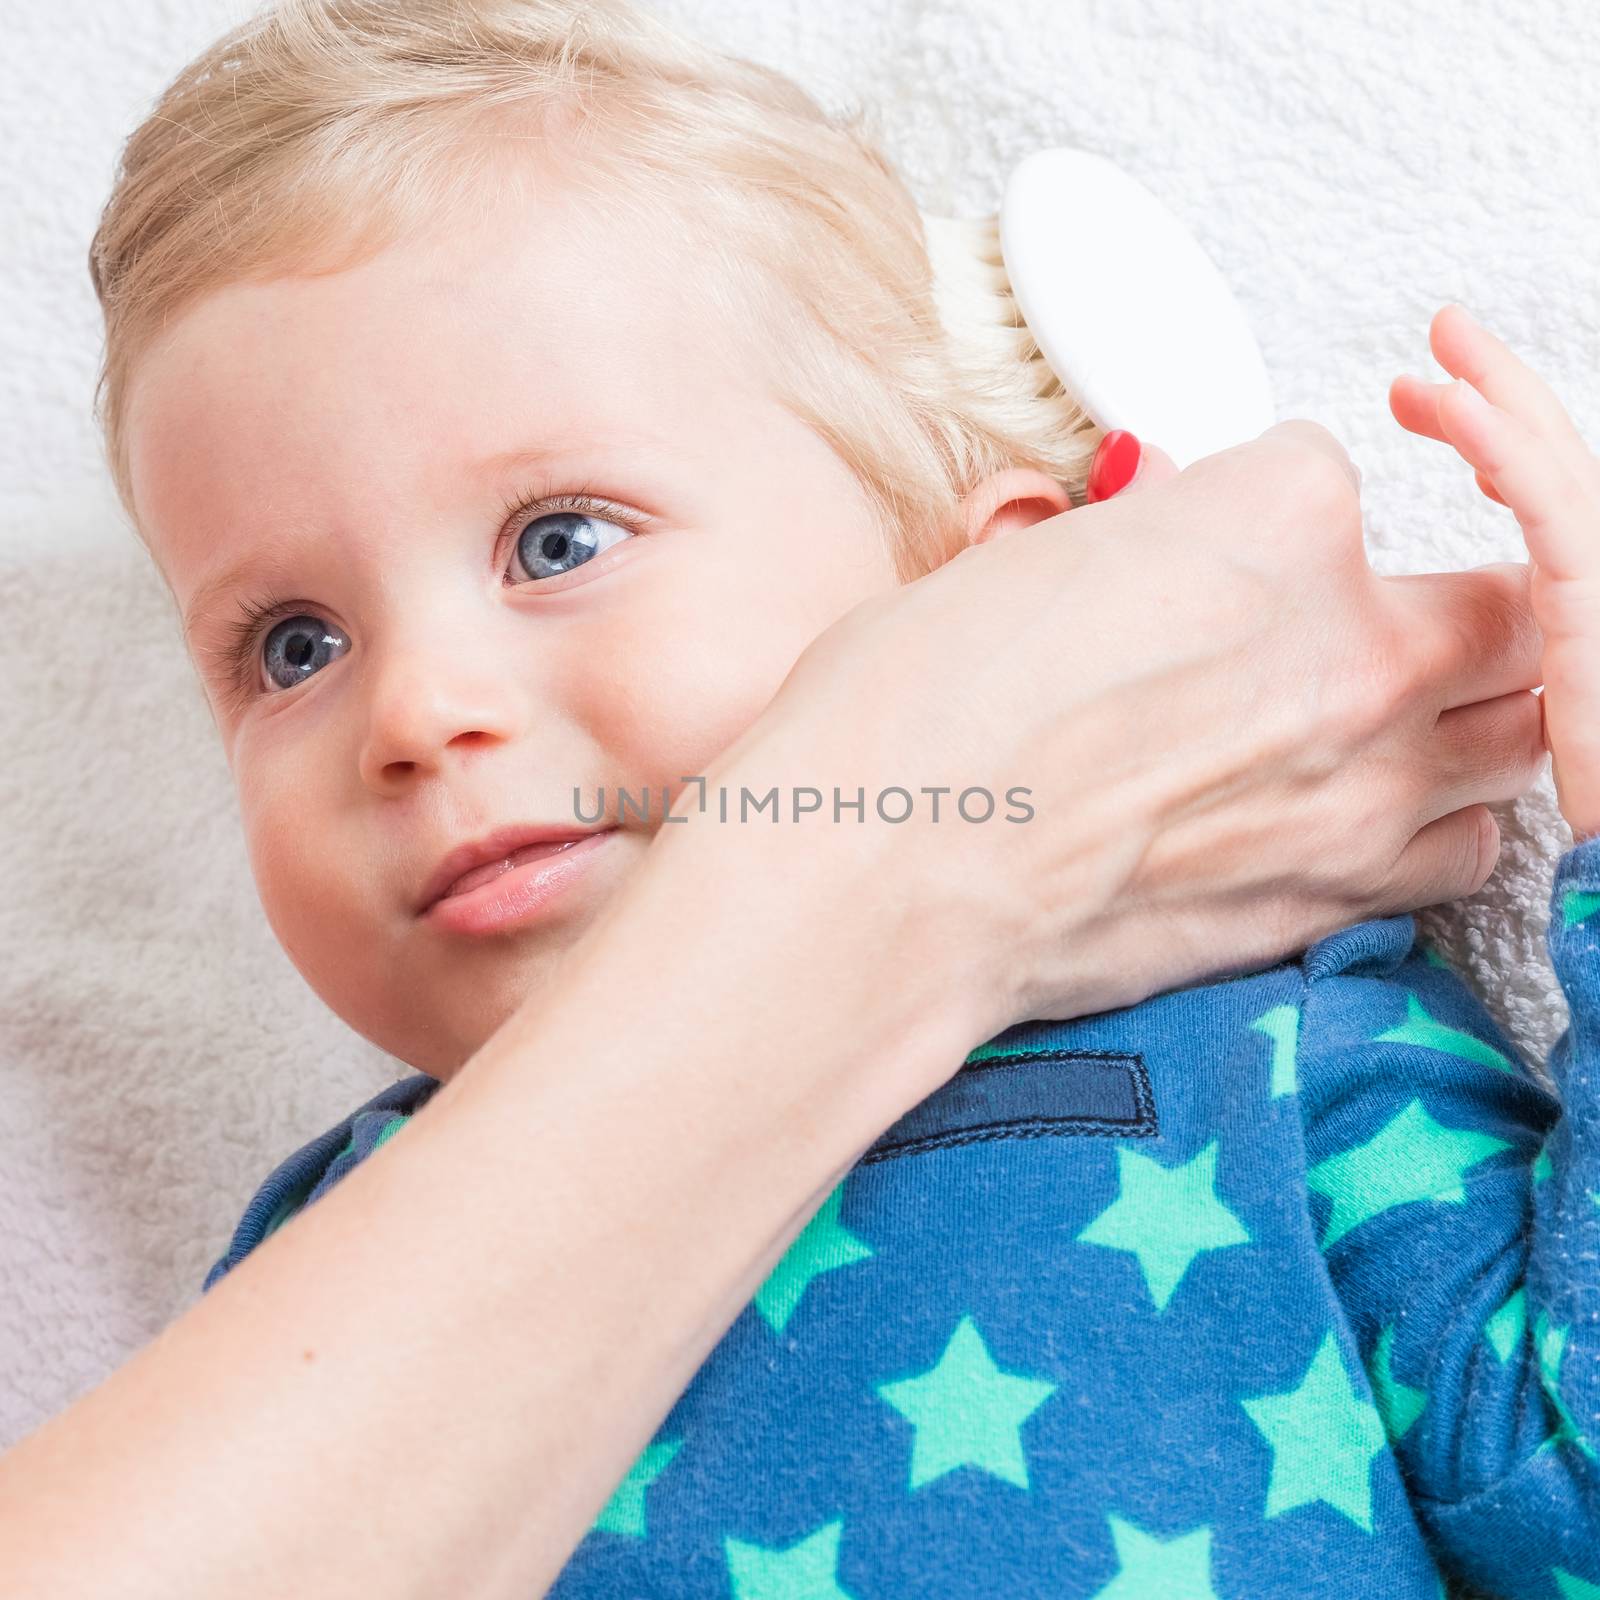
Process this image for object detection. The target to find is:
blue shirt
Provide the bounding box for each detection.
[202,838,1600,1599]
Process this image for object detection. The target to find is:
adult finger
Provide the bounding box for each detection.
[1365,805,1501,918]
[1084,433,1179,502]
[1381,561,1542,710]
[1125,441,1179,492]
[1415,688,1548,825]
[1258,418,1364,495]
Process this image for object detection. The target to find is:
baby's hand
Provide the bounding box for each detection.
[1391,305,1600,841]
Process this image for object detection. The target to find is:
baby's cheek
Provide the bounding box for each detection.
[570,605,828,791]
[643,643,777,778]
[242,819,342,991]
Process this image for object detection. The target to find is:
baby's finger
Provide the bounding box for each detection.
[1475,470,1508,507]
[1389,372,1451,446]
[1390,375,1517,508]
[1429,304,1590,460]
[1439,379,1597,582]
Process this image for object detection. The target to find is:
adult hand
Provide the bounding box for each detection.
[699,419,1544,1041]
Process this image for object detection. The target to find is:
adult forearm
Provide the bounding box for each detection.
[0,821,983,1600]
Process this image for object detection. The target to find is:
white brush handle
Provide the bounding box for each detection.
[999,148,1276,469]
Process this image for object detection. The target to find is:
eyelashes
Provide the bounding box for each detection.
[208,588,301,716]
[210,484,649,712]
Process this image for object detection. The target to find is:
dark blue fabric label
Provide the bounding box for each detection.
[861,1049,1156,1163]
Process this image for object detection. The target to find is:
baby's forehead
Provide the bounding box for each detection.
[130,182,775,515]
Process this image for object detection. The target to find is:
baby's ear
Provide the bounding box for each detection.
[961,468,1074,547]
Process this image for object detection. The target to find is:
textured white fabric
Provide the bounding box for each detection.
[3,0,1597,1456]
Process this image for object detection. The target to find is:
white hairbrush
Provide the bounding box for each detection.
[922,148,1276,470]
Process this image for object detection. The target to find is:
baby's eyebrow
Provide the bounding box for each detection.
[182,540,309,646]
[180,433,665,645]
[183,540,310,646]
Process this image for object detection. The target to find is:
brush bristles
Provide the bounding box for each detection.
[919,211,1066,406]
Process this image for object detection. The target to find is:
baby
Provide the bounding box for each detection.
[89,0,1600,1595]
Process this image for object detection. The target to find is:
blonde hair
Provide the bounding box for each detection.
[87,0,1101,584]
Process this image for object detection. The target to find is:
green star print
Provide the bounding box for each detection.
[1367,1325,1425,1442]
[1376,992,1515,1075]
[752,1183,873,1335]
[725,1520,855,1600]
[1249,1005,1301,1098]
[1306,1098,1511,1249]
[1561,888,1600,928]
[1535,1311,1595,1460]
[1242,1329,1387,1531]
[1090,1516,1217,1599]
[876,1315,1057,1491]
[592,1437,683,1538]
[1077,1141,1251,1311]
[1485,1288,1528,1363]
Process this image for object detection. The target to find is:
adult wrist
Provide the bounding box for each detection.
[637,794,995,1117]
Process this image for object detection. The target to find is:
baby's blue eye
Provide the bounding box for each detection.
[512,510,633,581]
[260,617,349,694]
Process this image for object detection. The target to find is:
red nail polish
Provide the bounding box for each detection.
[1086,430,1141,502]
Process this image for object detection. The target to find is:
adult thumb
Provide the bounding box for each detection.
[1084,431,1179,502]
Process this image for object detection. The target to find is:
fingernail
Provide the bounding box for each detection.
[1086,430,1142,502]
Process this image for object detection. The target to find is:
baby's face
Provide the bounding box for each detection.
[126,167,1065,1078]
[124,173,913,1077]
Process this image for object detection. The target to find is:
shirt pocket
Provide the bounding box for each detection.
[859,1048,1157,1166]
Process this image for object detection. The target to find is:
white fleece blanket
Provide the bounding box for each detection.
[3,0,1596,1470]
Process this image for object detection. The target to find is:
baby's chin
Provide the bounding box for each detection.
[332,822,651,1080]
